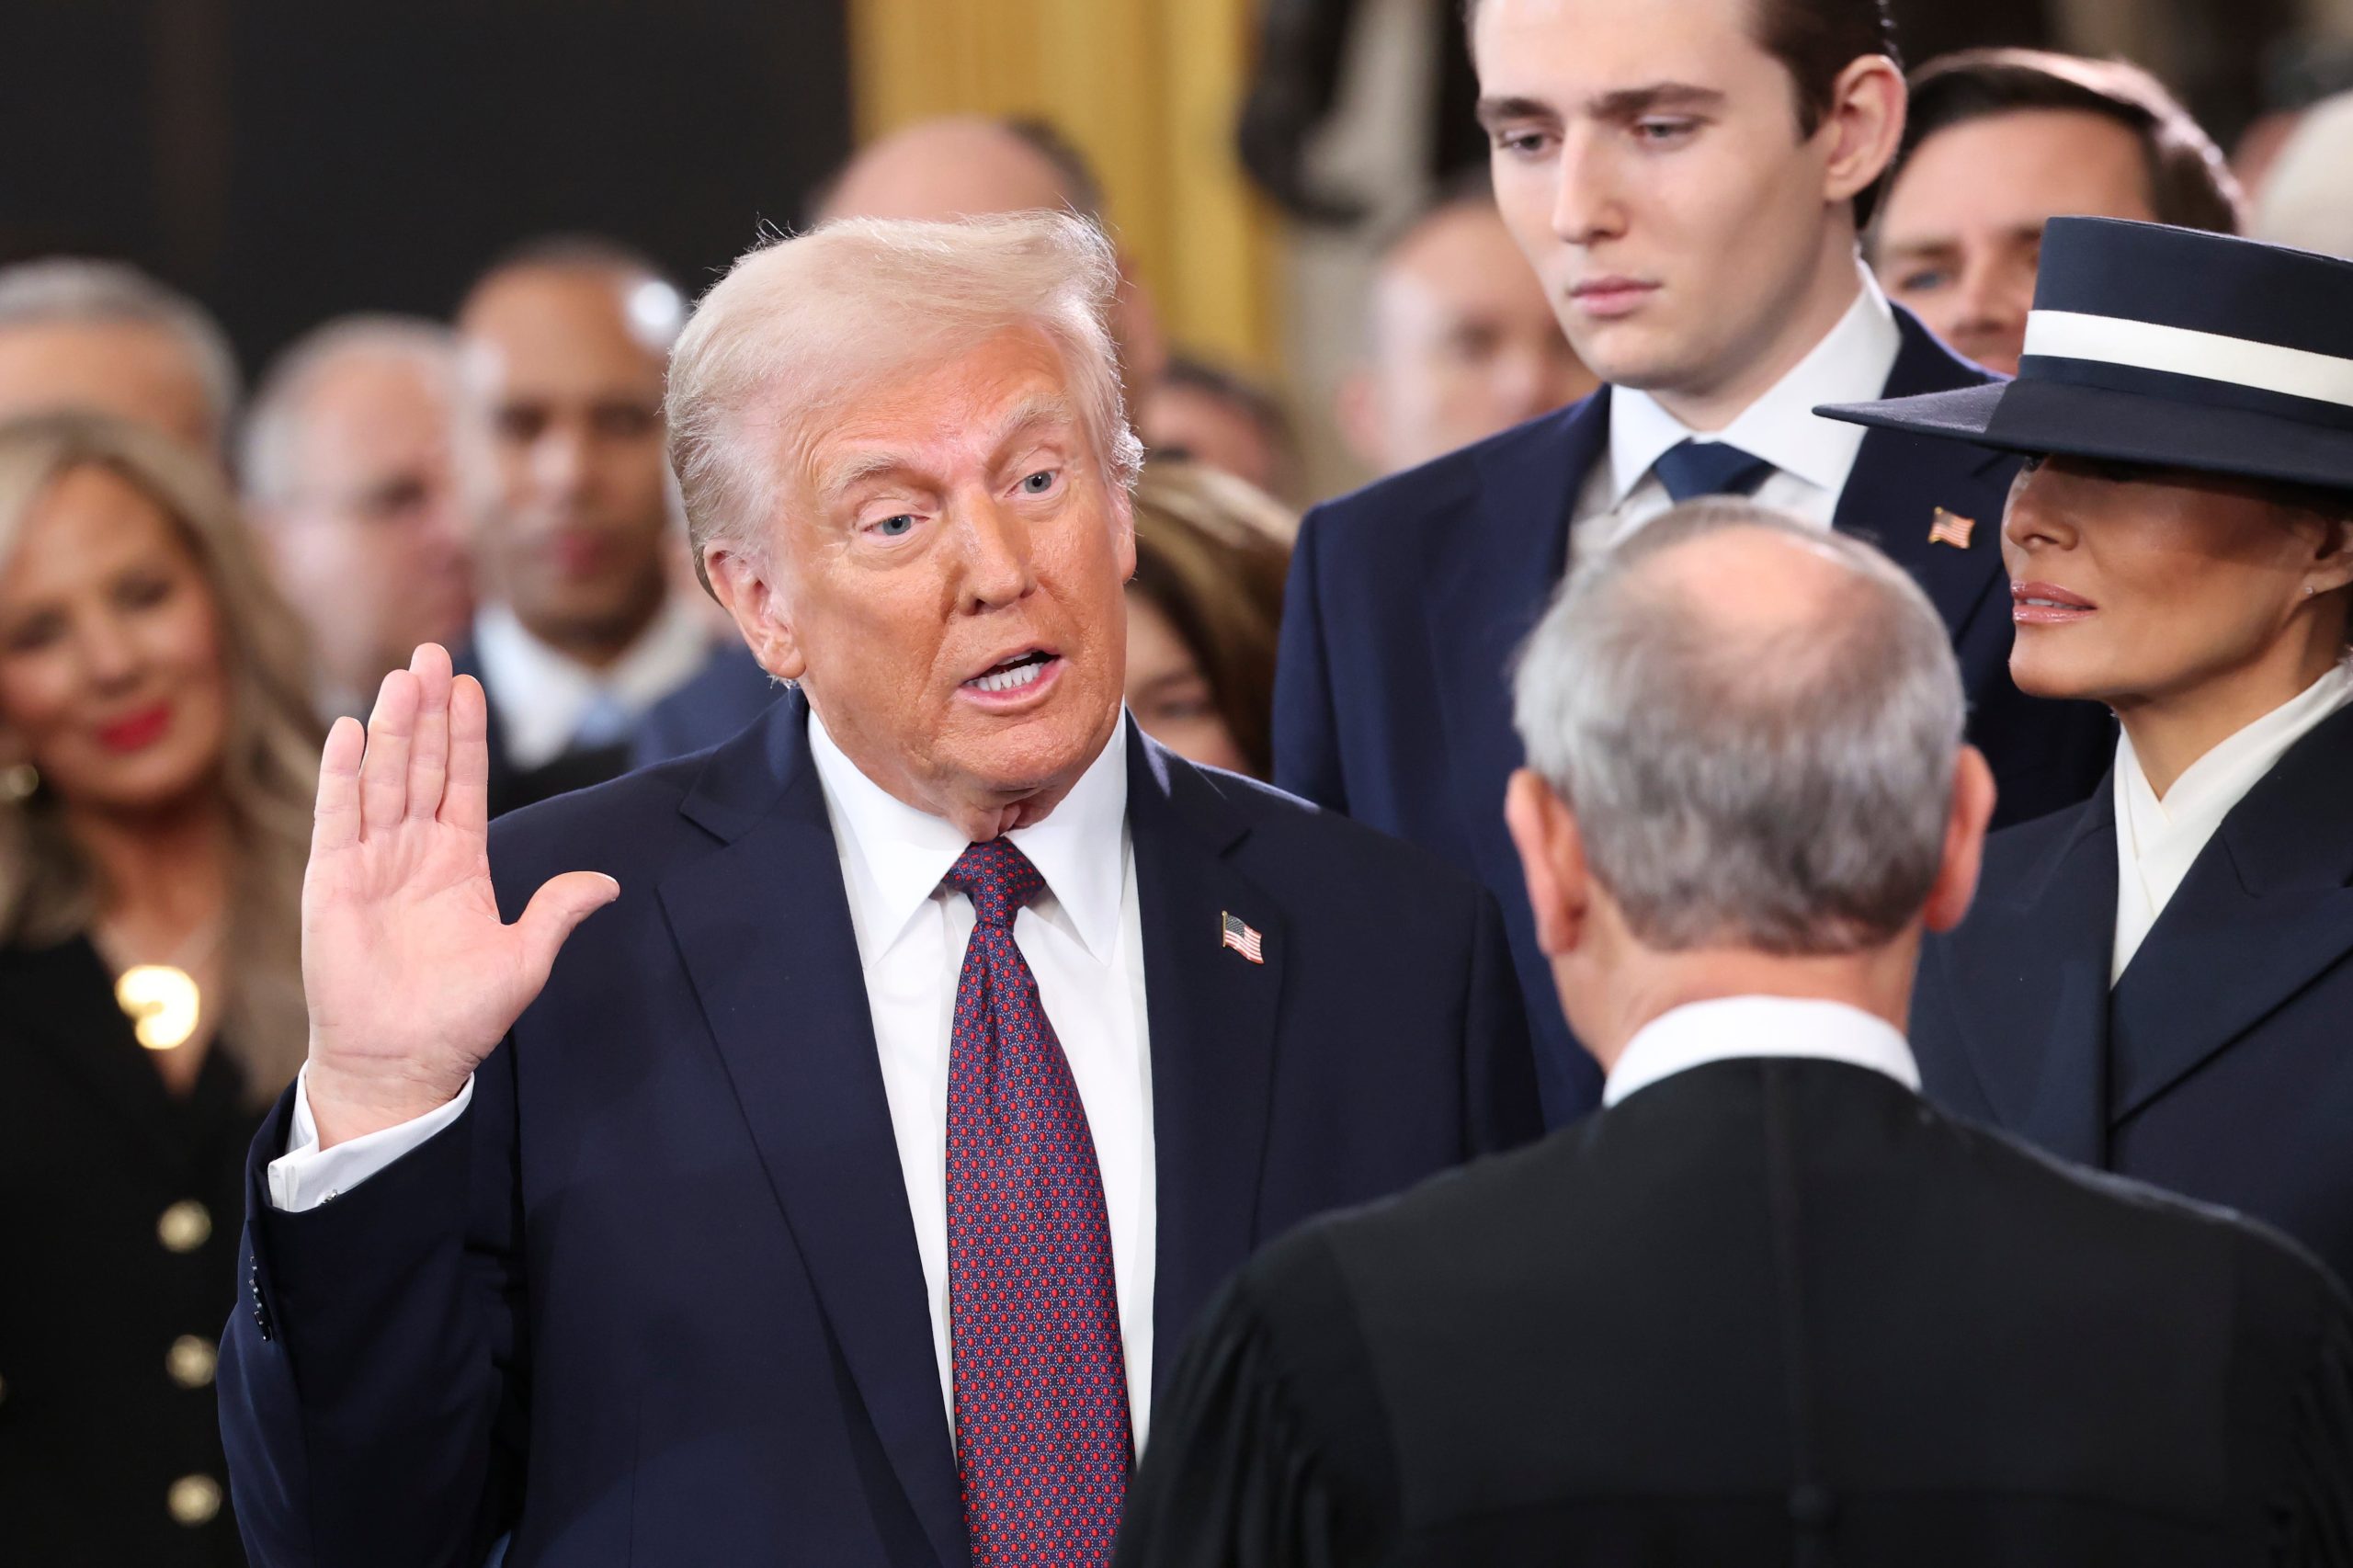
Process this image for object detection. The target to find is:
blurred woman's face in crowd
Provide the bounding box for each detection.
[1123,591,1247,775]
[2001,455,2353,710]
[0,463,231,814]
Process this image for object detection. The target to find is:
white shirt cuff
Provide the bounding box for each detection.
[265,1065,474,1212]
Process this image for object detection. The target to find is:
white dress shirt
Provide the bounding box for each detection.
[1572,266,1903,561]
[267,708,1159,1443]
[2111,658,2353,982]
[807,710,1156,1445]
[472,594,716,768]
[1602,994,1920,1108]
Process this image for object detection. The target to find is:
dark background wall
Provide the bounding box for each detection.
[0,0,852,376]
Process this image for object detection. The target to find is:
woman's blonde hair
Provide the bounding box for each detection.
[0,412,320,1099]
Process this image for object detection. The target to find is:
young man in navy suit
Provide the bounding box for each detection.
[1274,0,2113,1121]
[217,213,1538,1568]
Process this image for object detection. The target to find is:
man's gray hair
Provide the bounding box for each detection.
[241,314,457,506]
[0,257,241,445]
[1512,500,1966,954]
[665,211,1142,591]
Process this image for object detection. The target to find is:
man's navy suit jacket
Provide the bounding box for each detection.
[633,641,780,767]
[1272,308,2114,1123]
[218,696,1540,1568]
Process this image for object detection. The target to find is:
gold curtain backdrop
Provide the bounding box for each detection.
[849,0,1280,375]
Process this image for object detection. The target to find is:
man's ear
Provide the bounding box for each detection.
[705,545,806,682]
[1505,767,1589,957]
[1924,744,1996,934]
[1108,480,1137,583]
[1821,54,1907,206]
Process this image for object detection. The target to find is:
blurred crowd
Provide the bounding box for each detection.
[8,21,2353,1562]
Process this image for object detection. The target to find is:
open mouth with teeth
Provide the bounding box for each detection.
[965,650,1057,695]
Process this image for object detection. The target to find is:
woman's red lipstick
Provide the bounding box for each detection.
[96,703,172,754]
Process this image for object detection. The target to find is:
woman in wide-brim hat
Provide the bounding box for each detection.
[1820,215,2353,1288]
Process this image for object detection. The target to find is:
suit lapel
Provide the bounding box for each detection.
[1832,311,2015,648]
[2107,704,2353,1123]
[1125,728,1285,1400]
[1425,396,1605,902]
[1938,789,2118,1165]
[656,697,967,1568]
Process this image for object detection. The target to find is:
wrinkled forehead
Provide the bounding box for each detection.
[789,326,1096,507]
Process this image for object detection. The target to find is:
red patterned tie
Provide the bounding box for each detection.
[942,838,1131,1566]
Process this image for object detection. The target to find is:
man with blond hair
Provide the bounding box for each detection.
[216,212,1539,1567]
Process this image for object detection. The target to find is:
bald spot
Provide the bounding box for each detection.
[822,117,1075,222]
[1632,525,1876,695]
[456,266,673,392]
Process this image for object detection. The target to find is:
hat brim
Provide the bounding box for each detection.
[1818,378,2353,495]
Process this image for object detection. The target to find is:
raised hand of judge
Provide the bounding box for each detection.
[300,642,619,1148]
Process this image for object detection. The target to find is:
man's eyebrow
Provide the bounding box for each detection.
[1877,236,1961,263]
[1476,82,1728,129]
[989,392,1079,453]
[1587,83,1728,119]
[1475,95,1560,130]
[815,393,1080,497]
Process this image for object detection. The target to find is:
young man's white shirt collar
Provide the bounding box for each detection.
[1577,265,1902,553]
[1602,994,1920,1107]
[2111,658,2353,983]
[472,594,715,769]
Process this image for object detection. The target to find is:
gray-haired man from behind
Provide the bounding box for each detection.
[1120,501,2353,1568]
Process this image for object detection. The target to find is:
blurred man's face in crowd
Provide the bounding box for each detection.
[1472,0,1893,420]
[1136,381,1291,500]
[0,320,217,453]
[255,351,472,708]
[1339,199,1596,474]
[1875,109,2157,375]
[460,265,676,664]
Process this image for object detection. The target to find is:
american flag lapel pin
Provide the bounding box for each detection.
[1220,911,1265,964]
[1927,507,1976,550]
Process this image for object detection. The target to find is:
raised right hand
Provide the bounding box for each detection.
[300,643,619,1148]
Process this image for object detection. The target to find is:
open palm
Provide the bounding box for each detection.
[301,643,617,1146]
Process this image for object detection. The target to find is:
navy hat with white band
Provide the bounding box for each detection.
[1820,217,2353,494]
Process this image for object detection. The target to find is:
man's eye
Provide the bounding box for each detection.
[1895,269,1951,293]
[1495,131,1552,157]
[1634,119,1696,143]
[1021,471,1057,495]
[873,515,915,537]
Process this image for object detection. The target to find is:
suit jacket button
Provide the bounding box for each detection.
[167,1335,218,1389]
[168,1473,222,1527]
[157,1200,212,1254]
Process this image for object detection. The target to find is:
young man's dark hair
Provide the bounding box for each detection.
[1462,0,1899,135]
[1890,49,2242,236]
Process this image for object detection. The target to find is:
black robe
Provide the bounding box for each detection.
[1118,1058,2353,1567]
